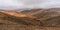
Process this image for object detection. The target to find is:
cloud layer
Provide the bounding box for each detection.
[0,0,60,10]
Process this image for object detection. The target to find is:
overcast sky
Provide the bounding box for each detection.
[0,0,60,10]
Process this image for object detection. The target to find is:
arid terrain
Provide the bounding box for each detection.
[0,8,60,30]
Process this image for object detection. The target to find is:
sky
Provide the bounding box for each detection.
[0,0,60,10]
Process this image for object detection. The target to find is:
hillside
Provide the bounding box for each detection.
[21,8,60,26]
[0,11,42,30]
[0,8,60,30]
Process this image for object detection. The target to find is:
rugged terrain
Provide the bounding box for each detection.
[0,8,60,30]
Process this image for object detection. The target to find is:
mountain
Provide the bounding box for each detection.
[0,10,42,30]
[21,9,42,14]
[1,8,60,26]
[0,8,60,30]
[21,8,60,26]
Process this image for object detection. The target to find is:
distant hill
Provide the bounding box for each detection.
[21,9,42,14]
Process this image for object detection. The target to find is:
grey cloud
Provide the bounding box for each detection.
[0,0,60,10]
